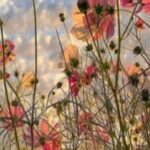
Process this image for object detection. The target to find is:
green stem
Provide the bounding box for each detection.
[31,0,38,149]
[0,21,20,150]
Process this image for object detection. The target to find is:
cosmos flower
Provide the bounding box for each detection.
[71,0,116,41]
[2,102,25,131]
[78,112,93,135]
[135,19,144,30]
[68,70,81,96]
[121,0,150,14]
[0,40,15,66]
[96,127,110,143]
[64,44,79,66]
[24,119,60,150]
[20,71,38,89]
[124,64,141,76]
[82,64,97,85]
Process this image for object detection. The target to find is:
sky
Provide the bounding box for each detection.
[0,0,77,93]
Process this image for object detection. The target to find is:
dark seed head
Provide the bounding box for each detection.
[59,13,65,22]
[133,46,142,55]
[85,44,93,52]
[57,82,63,89]
[109,41,116,50]
[129,75,139,87]
[11,100,19,107]
[70,58,79,68]
[95,5,103,15]
[141,89,149,102]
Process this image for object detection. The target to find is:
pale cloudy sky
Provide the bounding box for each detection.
[0,0,77,93]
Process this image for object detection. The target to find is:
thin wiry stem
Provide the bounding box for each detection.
[31,0,38,149]
[0,20,20,150]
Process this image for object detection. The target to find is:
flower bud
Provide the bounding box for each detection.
[133,46,142,55]
[77,0,89,13]
[141,89,149,102]
[59,13,65,22]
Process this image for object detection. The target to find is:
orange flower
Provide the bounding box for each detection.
[64,44,79,65]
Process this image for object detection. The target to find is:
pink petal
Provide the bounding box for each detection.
[40,119,49,136]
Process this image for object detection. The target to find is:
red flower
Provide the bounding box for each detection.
[68,70,81,96]
[78,112,93,135]
[24,119,60,150]
[2,104,25,131]
[135,19,144,30]
[82,64,97,85]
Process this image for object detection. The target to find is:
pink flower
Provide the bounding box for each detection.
[82,64,97,85]
[96,127,110,143]
[88,0,112,7]
[24,119,60,150]
[85,0,116,39]
[121,0,150,14]
[72,0,116,41]
[0,40,15,66]
[124,64,141,76]
[69,70,81,96]
[142,0,150,14]
[78,112,93,135]
[2,103,25,131]
[120,0,134,7]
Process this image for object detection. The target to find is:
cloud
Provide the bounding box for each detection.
[0,0,76,93]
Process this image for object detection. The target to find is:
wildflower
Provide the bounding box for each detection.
[71,0,116,41]
[121,0,150,14]
[82,64,97,85]
[68,70,81,96]
[0,40,15,66]
[120,0,135,8]
[84,0,116,39]
[2,102,25,131]
[135,19,144,30]
[20,71,37,89]
[64,44,79,67]
[0,71,10,80]
[24,119,60,150]
[78,112,93,135]
[125,64,141,76]
[96,127,110,143]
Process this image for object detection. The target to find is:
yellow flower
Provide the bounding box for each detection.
[20,71,37,88]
